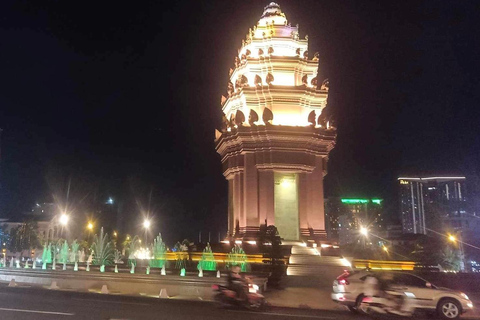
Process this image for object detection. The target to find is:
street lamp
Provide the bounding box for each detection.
[359,226,368,249]
[143,219,151,229]
[143,219,150,245]
[383,246,388,253]
[86,222,93,244]
[448,233,465,271]
[60,214,68,226]
[59,213,68,239]
[360,227,368,236]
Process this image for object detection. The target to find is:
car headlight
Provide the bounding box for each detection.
[460,293,469,300]
[252,284,259,291]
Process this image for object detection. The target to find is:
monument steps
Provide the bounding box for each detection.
[287,246,351,286]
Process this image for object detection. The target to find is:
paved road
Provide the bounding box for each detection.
[0,286,478,320]
[0,285,367,320]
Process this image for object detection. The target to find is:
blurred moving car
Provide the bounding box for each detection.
[331,270,473,319]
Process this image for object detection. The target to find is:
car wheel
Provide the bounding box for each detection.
[437,299,461,320]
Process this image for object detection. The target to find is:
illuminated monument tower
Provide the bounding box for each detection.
[215,3,336,241]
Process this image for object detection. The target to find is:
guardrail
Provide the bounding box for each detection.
[352,259,416,270]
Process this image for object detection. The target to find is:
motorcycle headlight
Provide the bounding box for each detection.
[252,284,259,291]
[460,293,469,300]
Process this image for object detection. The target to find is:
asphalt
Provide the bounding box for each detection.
[0,285,367,320]
[0,284,479,320]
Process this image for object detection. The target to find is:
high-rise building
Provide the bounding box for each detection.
[398,176,468,234]
[215,3,336,240]
[325,198,384,245]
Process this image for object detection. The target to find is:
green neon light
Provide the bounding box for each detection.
[341,198,383,205]
[341,199,369,204]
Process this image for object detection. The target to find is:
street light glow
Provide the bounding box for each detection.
[59,213,68,226]
[449,235,456,242]
[360,227,368,236]
[87,222,93,230]
[383,246,388,252]
[143,219,151,229]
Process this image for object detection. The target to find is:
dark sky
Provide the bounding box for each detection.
[0,0,479,243]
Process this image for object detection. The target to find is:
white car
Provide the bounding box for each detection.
[331,270,473,319]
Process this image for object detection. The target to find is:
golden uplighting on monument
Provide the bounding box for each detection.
[215,2,336,241]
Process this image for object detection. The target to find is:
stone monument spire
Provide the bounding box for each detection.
[216,3,336,241]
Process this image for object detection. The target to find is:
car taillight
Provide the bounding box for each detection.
[212,285,219,290]
[338,279,349,285]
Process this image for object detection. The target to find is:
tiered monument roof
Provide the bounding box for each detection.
[219,2,331,131]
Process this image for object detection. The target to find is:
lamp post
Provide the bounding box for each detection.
[87,222,93,244]
[143,219,151,245]
[59,213,68,239]
[360,226,368,250]
[448,233,466,271]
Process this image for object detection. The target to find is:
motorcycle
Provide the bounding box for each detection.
[359,290,416,317]
[212,283,266,311]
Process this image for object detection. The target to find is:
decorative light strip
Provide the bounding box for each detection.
[398,177,466,181]
[341,199,383,205]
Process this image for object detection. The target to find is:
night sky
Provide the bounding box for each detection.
[1,0,479,243]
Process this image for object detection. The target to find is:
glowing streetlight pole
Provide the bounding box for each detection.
[360,226,368,249]
[59,213,68,238]
[360,227,368,236]
[143,219,151,245]
[60,214,68,226]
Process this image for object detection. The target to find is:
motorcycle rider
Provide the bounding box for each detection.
[377,272,413,315]
[227,265,248,301]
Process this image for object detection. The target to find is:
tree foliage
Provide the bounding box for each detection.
[7,220,40,255]
[411,235,462,271]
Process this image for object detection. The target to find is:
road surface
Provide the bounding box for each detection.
[0,285,364,320]
[0,285,478,320]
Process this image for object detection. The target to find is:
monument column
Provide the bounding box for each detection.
[258,170,275,225]
[244,152,259,229]
[306,157,326,232]
[232,172,245,234]
[227,178,234,235]
[298,172,308,234]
